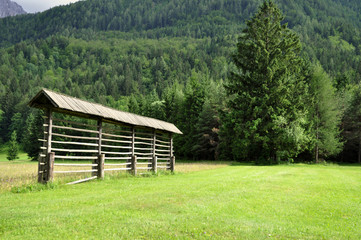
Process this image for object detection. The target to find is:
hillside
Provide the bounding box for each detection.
[0,0,361,161]
[0,0,25,18]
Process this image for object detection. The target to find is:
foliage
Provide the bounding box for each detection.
[224,1,309,163]
[7,131,19,161]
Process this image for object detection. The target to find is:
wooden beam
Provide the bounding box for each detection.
[97,154,104,180]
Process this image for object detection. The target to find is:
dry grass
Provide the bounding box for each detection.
[0,160,231,192]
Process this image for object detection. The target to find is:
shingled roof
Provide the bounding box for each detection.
[29,89,182,134]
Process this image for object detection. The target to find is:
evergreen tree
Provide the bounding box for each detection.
[23,111,43,161]
[309,65,343,162]
[7,131,19,161]
[224,0,309,163]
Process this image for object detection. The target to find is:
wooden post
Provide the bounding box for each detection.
[152,155,157,173]
[46,110,53,154]
[169,133,174,172]
[93,119,102,176]
[128,127,135,174]
[149,130,156,171]
[131,155,137,175]
[39,109,52,184]
[97,154,104,179]
[170,156,175,172]
[45,152,55,183]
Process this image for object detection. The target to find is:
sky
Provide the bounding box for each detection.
[15,0,82,13]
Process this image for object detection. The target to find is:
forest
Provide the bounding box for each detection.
[1,0,361,163]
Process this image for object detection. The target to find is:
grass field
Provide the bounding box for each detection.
[1,160,361,239]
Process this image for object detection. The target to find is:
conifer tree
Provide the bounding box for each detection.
[224,0,309,163]
[7,131,19,161]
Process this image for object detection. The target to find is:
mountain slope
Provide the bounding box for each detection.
[0,0,25,18]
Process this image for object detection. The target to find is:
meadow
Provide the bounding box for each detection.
[1,156,361,239]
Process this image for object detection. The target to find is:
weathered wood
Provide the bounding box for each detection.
[170,156,175,172]
[150,130,156,171]
[155,143,170,148]
[136,162,151,165]
[97,154,104,179]
[54,163,98,167]
[157,166,170,169]
[52,132,99,140]
[54,155,97,160]
[52,140,98,147]
[137,167,152,170]
[155,153,171,157]
[102,138,132,144]
[52,148,98,153]
[38,154,46,183]
[155,138,169,144]
[102,127,132,134]
[54,170,97,173]
[136,157,153,160]
[134,136,153,141]
[45,152,55,183]
[102,132,132,139]
[53,125,98,134]
[152,156,157,173]
[102,144,132,149]
[66,176,97,185]
[134,152,153,156]
[102,151,132,155]
[104,157,131,160]
[134,147,153,151]
[155,149,170,152]
[131,155,137,175]
[104,163,131,166]
[134,141,153,146]
[46,110,53,153]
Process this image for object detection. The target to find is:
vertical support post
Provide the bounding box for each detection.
[152,156,157,173]
[97,154,104,179]
[149,130,156,171]
[46,110,53,154]
[131,155,137,175]
[169,133,174,172]
[93,119,102,176]
[39,109,52,184]
[128,127,135,174]
[45,152,55,183]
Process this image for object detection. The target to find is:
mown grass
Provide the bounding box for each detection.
[1,163,360,239]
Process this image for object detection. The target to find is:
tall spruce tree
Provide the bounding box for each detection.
[7,131,19,161]
[224,0,309,163]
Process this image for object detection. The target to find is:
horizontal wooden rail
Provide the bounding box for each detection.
[155,139,169,144]
[134,141,153,146]
[135,131,153,136]
[102,138,132,144]
[155,149,170,152]
[102,132,132,139]
[155,135,170,141]
[54,163,98,167]
[104,163,131,166]
[104,168,131,171]
[134,147,153,151]
[101,144,132,149]
[52,140,98,147]
[157,162,170,165]
[137,162,151,165]
[156,153,171,157]
[52,148,98,153]
[157,166,170,169]
[134,152,153,156]
[157,158,170,161]
[136,157,152,160]
[66,176,97,185]
[155,143,170,148]
[52,132,99,140]
[134,136,153,141]
[102,127,132,134]
[38,139,47,142]
[54,169,97,173]
[53,125,98,134]
[54,156,97,160]
[102,151,132,155]
[104,157,131,160]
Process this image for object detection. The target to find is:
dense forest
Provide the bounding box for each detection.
[1,0,361,163]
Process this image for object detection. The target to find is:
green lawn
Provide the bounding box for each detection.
[1,164,361,239]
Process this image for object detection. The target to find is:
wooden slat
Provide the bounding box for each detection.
[155,143,170,148]
[102,138,132,144]
[157,166,170,169]
[136,157,152,160]
[155,138,169,144]
[102,151,132,155]
[52,132,99,140]
[134,147,153,151]
[134,152,153,156]
[52,148,98,153]
[104,163,131,166]
[38,139,47,142]
[157,162,170,165]
[155,153,171,157]
[102,127,132,134]
[134,141,153,146]
[66,176,97,185]
[53,118,97,128]
[134,136,153,141]
[155,149,170,152]
[52,140,98,147]
[102,132,132,139]
[54,169,97,173]
[135,131,154,136]
[101,144,132,149]
[137,162,151,165]
[155,135,170,141]
[53,125,98,134]
[54,156,97,160]
[137,167,152,170]
[104,157,131,160]
[54,163,98,167]
[157,158,170,161]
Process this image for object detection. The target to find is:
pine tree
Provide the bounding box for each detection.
[224,0,309,163]
[7,131,19,161]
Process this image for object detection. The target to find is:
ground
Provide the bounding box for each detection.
[0,156,361,239]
